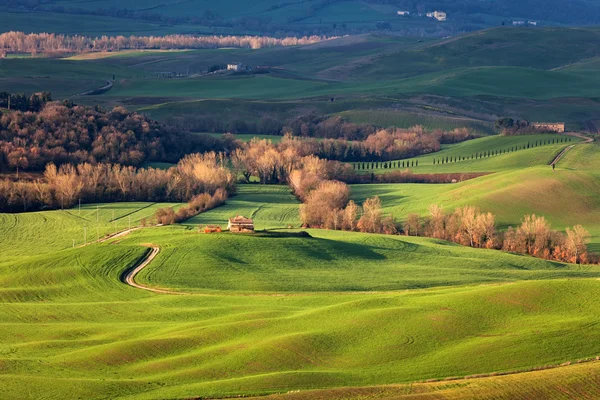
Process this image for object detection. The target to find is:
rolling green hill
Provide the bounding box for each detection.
[2,219,600,398]
[134,228,600,293]
[3,28,600,131]
[356,134,577,173]
[2,141,600,398]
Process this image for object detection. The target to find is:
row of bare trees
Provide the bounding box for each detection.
[0,31,332,55]
[153,189,228,225]
[0,153,235,212]
[404,206,593,264]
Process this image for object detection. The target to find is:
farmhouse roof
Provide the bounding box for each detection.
[228,215,254,224]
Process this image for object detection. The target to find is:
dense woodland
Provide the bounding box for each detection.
[0,101,235,171]
[0,32,330,56]
[0,100,474,173]
[170,113,475,160]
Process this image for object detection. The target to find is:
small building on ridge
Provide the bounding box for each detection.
[531,122,566,133]
[228,216,255,233]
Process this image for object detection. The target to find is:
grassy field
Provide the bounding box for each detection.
[2,174,600,398]
[0,202,182,260]
[2,28,600,131]
[2,219,600,398]
[244,360,600,399]
[134,228,600,293]
[184,185,300,229]
[354,134,577,173]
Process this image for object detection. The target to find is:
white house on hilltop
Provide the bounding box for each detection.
[397,10,410,16]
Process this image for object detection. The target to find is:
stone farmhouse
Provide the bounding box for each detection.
[532,122,566,133]
[228,216,255,233]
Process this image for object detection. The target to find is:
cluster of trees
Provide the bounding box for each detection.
[0,92,52,112]
[0,32,331,56]
[167,113,475,147]
[229,128,474,183]
[0,102,236,171]
[299,184,396,234]
[231,137,355,185]
[404,206,594,264]
[0,153,235,212]
[286,155,395,233]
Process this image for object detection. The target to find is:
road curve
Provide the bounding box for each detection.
[122,246,182,295]
[550,132,594,166]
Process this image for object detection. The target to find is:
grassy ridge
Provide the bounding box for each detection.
[356,134,576,173]
[2,238,600,399]
[133,228,600,293]
[243,360,600,399]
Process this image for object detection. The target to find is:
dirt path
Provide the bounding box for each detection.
[550,132,594,167]
[122,245,183,294]
[79,80,114,96]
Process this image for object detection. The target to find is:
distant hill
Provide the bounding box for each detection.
[2,0,600,37]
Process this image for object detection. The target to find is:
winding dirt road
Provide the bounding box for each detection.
[122,245,183,294]
[550,132,594,167]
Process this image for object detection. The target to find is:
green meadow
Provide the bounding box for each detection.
[2,28,600,130]
[356,134,577,173]
[3,203,600,398]
[3,135,600,398]
[3,23,600,399]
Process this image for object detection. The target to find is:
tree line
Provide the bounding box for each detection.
[0,153,235,213]
[0,91,52,112]
[353,136,572,170]
[0,101,236,172]
[403,206,594,264]
[0,31,332,57]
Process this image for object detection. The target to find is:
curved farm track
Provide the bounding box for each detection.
[550,132,594,166]
[121,245,185,295]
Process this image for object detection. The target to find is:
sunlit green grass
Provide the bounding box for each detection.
[355,134,577,173]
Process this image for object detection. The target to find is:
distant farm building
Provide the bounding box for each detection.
[513,20,525,26]
[427,11,447,21]
[227,63,242,71]
[532,122,566,133]
[397,10,410,16]
[228,216,255,233]
[528,21,538,26]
